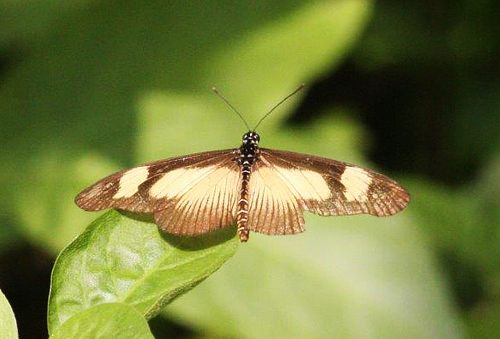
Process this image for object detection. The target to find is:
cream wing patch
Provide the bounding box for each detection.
[113,166,150,199]
[340,166,372,202]
[150,165,215,198]
[261,163,331,200]
[175,167,240,208]
[149,165,239,201]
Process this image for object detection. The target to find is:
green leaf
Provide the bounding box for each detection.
[0,289,18,339]
[47,210,238,335]
[165,214,464,338]
[49,303,154,339]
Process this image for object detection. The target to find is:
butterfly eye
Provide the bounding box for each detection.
[242,132,253,142]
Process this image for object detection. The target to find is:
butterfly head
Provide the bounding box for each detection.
[242,131,260,146]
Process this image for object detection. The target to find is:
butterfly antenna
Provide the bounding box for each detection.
[212,86,251,131]
[252,83,305,131]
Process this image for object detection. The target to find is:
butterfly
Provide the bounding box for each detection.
[75,85,410,242]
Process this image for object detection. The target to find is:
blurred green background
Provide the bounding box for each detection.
[0,0,499,338]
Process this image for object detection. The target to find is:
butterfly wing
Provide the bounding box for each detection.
[246,148,410,235]
[75,149,241,235]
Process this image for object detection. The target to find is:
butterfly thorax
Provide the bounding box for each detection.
[239,131,259,163]
[236,131,260,242]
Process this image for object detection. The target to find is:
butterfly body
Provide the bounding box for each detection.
[75,131,410,242]
[236,131,260,241]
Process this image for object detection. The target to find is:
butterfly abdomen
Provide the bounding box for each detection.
[237,168,251,242]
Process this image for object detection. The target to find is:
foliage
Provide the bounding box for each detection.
[0,0,498,338]
[0,289,18,339]
[48,211,238,335]
[49,303,154,339]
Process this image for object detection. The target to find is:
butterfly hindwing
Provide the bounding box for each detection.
[247,159,305,235]
[75,149,241,234]
[246,148,410,235]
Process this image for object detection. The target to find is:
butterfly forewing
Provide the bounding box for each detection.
[245,149,410,235]
[75,149,241,234]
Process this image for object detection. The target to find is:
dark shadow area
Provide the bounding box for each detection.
[149,315,195,339]
[118,209,155,224]
[290,61,468,185]
[159,224,238,251]
[440,251,486,311]
[119,209,238,251]
[0,243,53,339]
